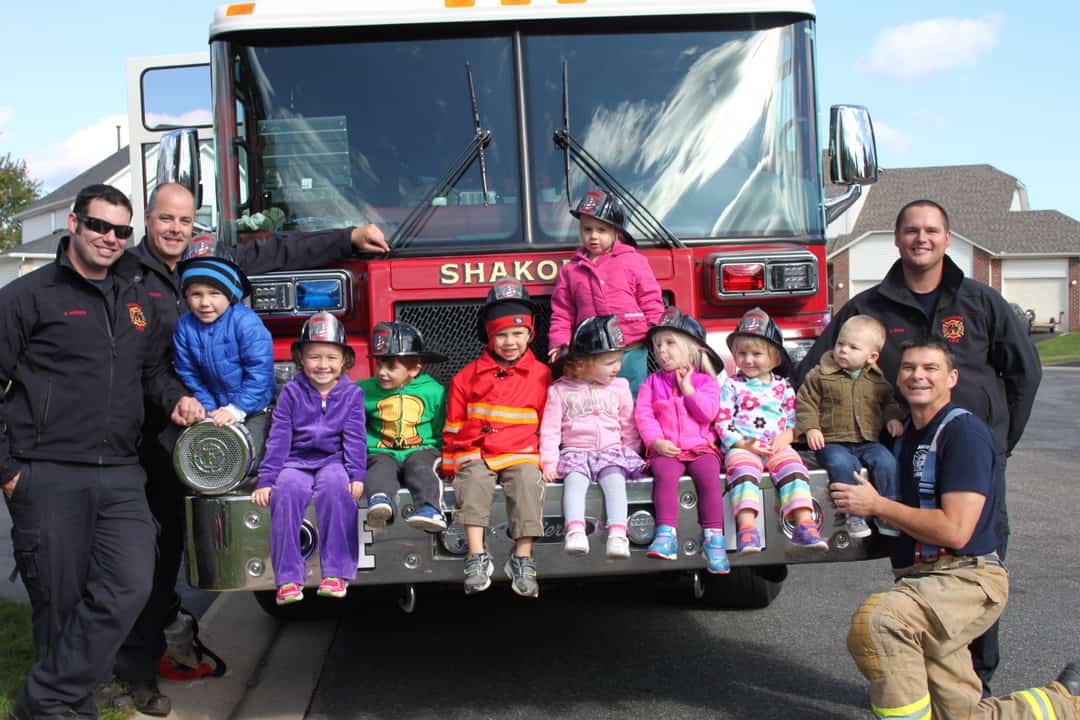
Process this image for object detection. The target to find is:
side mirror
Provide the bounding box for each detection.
[824,105,878,224]
[156,129,203,209]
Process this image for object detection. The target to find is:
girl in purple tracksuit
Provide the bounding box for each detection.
[539,316,644,560]
[634,308,729,574]
[251,312,366,606]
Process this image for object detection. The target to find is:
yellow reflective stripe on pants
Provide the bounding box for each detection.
[1018,688,1058,720]
[872,693,931,719]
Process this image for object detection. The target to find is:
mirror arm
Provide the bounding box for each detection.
[824,184,862,225]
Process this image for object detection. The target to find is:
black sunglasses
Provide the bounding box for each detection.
[78,214,134,240]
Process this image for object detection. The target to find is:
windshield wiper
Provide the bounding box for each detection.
[390,63,492,251]
[554,61,684,249]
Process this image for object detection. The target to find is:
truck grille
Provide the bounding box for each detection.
[395,299,553,386]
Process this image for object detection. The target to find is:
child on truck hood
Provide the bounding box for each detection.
[547,190,665,397]
[251,312,367,605]
[443,279,551,598]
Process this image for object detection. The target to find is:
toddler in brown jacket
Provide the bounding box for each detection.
[796,315,904,538]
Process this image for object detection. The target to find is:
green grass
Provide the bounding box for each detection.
[0,598,132,719]
[1036,332,1080,365]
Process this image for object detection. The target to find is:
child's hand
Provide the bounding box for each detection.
[547,344,569,363]
[737,437,771,456]
[887,419,905,437]
[675,365,695,395]
[349,481,365,502]
[210,408,237,427]
[542,469,560,483]
[652,438,681,457]
[251,487,271,507]
[171,396,205,426]
[805,429,825,451]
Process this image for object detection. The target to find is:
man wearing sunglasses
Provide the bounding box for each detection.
[0,183,201,720]
[110,182,389,715]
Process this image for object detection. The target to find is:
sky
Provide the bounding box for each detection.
[2,1,1078,220]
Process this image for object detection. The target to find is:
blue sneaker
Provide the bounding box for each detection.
[406,503,447,532]
[646,525,678,560]
[365,494,393,529]
[702,534,731,574]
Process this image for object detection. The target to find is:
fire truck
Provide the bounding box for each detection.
[127,0,880,616]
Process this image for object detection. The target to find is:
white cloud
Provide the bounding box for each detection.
[26,115,130,191]
[860,15,1002,81]
[0,106,11,131]
[145,109,212,129]
[873,119,914,156]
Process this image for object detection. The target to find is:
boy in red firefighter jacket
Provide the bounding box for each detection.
[443,279,551,598]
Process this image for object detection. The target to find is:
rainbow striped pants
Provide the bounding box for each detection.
[723,446,812,520]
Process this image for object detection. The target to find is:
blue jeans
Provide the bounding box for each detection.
[815,441,898,501]
[617,346,648,399]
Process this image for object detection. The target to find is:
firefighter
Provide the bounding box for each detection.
[0,184,198,719]
[111,183,389,715]
[833,338,1079,719]
[797,199,1042,693]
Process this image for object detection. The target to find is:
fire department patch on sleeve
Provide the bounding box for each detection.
[941,315,965,342]
[128,303,148,331]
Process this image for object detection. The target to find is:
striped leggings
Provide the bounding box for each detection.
[724,446,812,520]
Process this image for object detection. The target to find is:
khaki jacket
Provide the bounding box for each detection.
[795,351,903,443]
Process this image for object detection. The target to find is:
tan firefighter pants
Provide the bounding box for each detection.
[848,554,1079,719]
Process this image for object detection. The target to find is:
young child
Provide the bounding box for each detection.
[717,307,827,553]
[358,321,449,533]
[251,312,366,605]
[547,190,665,396]
[796,315,904,538]
[443,279,552,598]
[634,307,730,574]
[540,315,644,559]
[173,249,275,430]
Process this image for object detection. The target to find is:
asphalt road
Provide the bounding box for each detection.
[298,368,1080,719]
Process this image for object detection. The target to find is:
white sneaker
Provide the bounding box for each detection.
[564,530,589,556]
[606,534,630,559]
[875,518,901,537]
[846,514,873,539]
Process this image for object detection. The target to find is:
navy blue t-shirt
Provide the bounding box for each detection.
[890,403,999,569]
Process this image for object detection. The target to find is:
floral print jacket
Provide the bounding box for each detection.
[715,372,797,452]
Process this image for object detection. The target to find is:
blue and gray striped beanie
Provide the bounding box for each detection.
[180,257,248,304]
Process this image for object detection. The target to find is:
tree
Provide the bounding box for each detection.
[0,153,43,251]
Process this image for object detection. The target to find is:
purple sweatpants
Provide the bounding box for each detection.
[651,454,725,530]
[269,463,359,585]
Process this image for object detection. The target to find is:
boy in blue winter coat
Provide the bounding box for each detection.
[172,254,275,429]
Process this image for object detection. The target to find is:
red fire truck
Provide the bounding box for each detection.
[129,0,880,616]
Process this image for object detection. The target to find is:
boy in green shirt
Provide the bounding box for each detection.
[358,321,449,531]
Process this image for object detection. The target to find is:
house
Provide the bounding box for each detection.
[827,164,1080,332]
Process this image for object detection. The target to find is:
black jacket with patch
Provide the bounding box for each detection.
[795,255,1041,454]
[0,239,187,481]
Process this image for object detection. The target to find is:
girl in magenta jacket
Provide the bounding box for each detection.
[540,316,644,559]
[634,308,729,574]
[547,191,665,397]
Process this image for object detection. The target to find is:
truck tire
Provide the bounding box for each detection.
[699,564,787,609]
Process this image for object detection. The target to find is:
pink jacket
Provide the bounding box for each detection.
[634,370,721,454]
[539,377,640,475]
[548,241,665,348]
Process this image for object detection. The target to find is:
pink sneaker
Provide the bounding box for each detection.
[275,582,304,605]
[317,577,348,598]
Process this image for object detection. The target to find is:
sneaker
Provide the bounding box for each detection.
[875,517,901,537]
[128,681,172,717]
[790,522,829,551]
[564,529,590,556]
[846,514,873,539]
[464,552,494,595]
[276,582,304,605]
[317,577,348,598]
[406,503,447,532]
[701,534,731,575]
[736,527,763,554]
[366,494,393,529]
[646,525,678,560]
[606,534,630,559]
[504,556,540,598]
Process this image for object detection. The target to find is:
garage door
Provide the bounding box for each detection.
[1003,278,1066,328]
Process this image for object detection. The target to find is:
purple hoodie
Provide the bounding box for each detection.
[256,373,367,489]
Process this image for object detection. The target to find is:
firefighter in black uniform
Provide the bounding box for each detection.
[0,184,198,720]
[111,183,389,714]
[796,198,1043,695]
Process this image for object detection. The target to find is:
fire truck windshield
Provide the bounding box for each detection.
[218,16,822,251]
